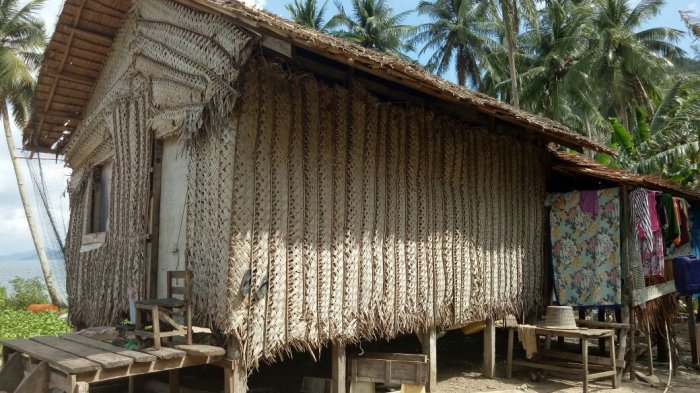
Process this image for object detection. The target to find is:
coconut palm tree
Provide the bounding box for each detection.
[0,0,62,306]
[597,79,700,185]
[493,0,538,108]
[412,0,498,87]
[517,0,602,131]
[286,0,329,31]
[680,10,700,59]
[326,0,415,57]
[586,0,685,129]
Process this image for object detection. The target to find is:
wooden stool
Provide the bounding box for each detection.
[134,271,192,349]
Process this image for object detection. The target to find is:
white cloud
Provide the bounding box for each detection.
[241,0,266,9]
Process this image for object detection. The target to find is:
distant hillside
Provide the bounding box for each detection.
[0,250,38,262]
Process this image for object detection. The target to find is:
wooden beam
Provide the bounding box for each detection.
[483,319,496,379]
[421,328,437,391]
[45,71,95,86]
[632,280,677,304]
[43,110,81,121]
[62,26,114,44]
[332,342,346,393]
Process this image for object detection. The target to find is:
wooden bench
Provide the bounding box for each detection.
[0,334,224,393]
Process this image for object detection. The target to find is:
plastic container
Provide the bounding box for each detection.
[672,255,700,294]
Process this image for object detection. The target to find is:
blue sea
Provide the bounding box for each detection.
[0,259,45,291]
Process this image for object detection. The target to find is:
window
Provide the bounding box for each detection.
[87,161,112,234]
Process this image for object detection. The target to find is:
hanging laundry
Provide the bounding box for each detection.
[548,188,621,307]
[676,198,690,246]
[691,205,700,258]
[636,190,665,278]
[641,231,665,277]
[661,194,680,246]
[630,188,653,251]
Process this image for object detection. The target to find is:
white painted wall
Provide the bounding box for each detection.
[157,137,188,298]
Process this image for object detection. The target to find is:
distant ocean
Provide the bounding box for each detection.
[0,259,45,291]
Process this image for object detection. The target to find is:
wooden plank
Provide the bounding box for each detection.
[483,319,495,379]
[332,343,346,393]
[174,345,225,357]
[632,280,676,304]
[359,353,427,362]
[1,339,100,374]
[32,336,132,369]
[576,319,630,330]
[60,334,156,363]
[136,346,186,360]
[538,349,624,368]
[421,328,437,391]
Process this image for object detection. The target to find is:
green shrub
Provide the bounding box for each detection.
[0,309,71,341]
[0,286,6,309]
[5,276,50,310]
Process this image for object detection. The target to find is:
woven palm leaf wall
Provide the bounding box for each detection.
[63,0,252,327]
[226,62,546,368]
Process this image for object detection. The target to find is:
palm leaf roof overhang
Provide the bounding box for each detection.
[549,147,700,201]
[24,0,614,156]
[23,0,132,153]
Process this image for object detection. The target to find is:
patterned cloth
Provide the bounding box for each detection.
[631,188,653,252]
[548,188,622,307]
[641,230,665,277]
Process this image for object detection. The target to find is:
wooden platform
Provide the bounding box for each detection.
[1,334,225,393]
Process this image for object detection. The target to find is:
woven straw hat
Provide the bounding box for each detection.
[540,306,578,329]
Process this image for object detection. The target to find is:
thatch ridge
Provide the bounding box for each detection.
[25,0,613,156]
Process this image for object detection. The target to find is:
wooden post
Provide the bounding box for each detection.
[582,337,589,393]
[611,334,619,389]
[618,305,630,383]
[421,328,437,391]
[147,139,163,299]
[597,308,606,354]
[225,340,247,393]
[169,369,180,393]
[506,328,514,379]
[687,295,698,365]
[483,319,496,379]
[332,342,346,393]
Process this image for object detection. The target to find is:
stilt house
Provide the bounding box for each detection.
[22,0,697,384]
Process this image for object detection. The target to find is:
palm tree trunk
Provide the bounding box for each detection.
[502,0,520,109]
[1,103,63,306]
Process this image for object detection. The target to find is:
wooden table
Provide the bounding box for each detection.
[506,326,619,393]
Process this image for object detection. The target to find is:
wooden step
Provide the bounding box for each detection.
[0,354,23,393]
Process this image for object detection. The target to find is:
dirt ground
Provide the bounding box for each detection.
[433,321,700,393]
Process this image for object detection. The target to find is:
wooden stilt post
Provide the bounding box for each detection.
[225,340,247,393]
[618,305,630,384]
[421,328,437,392]
[332,342,346,393]
[687,295,698,366]
[169,369,180,393]
[483,319,496,379]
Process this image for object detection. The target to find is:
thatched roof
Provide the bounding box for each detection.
[24,0,615,155]
[24,0,131,152]
[550,148,700,201]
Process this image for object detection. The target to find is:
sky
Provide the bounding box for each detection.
[0,0,697,255]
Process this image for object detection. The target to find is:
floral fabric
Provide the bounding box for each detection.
[549,188,621,307]
[641,230,665,277]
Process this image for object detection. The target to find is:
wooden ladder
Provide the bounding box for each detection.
[0,353,50,393]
